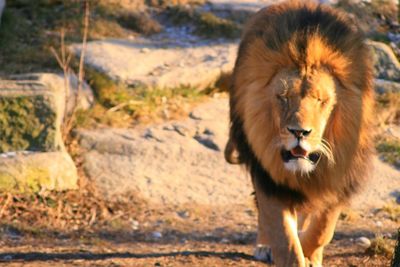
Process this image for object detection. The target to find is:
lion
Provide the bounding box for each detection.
[226,1,374,266]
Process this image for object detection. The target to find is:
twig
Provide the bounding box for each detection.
[106,100,142,113]
[88,207,97,226]
[50,0,90,141]
[63,0,90,137]
[56,199,63,228]
[0,193,12,218]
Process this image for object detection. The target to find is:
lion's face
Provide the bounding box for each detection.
[269,69,337,174]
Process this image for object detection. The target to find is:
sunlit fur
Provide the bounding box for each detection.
[229,0,375,208]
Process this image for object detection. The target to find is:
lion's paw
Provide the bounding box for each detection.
[254,244,273,263]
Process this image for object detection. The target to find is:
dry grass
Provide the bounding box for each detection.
[375,92,400,169]
[336,0,397,36]
[376,92,400,126]
[117,12,163,35]
[339,208,360,222]
[74,68,207,128]
[380,202,400,221]
[0,189,145,236]
[366,235,395,259]
[0,1,164,76]
[376,139,400,169]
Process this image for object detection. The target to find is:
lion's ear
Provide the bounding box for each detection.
[224,137,243,164]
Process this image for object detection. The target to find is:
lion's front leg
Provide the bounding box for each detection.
[255,187,306,267]
[299,206,341,266]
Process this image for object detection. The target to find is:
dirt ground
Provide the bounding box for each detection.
[0,202,396,267]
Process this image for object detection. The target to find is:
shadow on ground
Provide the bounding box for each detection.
[0,251,256,263]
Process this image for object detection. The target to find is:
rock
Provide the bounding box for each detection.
[71,39,237,90]
[0,152,78,192]
[356,237,371,249]
[319,0,339,4]
[0,75,79,192]
[78,98,251,206]
[11,73,94,114]
[367,41,400,82]
[130,219,140,230]
[0,77,65,153]
[375,79,400,94]
[352,157,400,211]
[151,231,163,239]
[194,134,220,151]
[0,0,4,25]
[206,0,281,12]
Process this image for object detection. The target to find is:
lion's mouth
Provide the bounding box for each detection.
[281,146,321,165]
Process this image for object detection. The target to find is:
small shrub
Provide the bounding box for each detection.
[366,235,395,259]
[381,203,400,221]
[117,12,162,35]
[376,140,400,169]
[195,12,241,39]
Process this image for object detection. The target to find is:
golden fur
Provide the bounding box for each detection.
[229,0,374,209]
[228,2,375,265]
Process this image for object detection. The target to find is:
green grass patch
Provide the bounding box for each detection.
[376,140,400,169]
[0,96,57,153]
[76,68,206,128]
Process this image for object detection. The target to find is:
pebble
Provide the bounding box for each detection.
[356,237,371,249]
[130,219,140,230]
[177,210,190,219]
[152,231,163,239]
[140,48,150,53]
[221,238,230,243]
[3,255,12,260]
[189,111,202,120]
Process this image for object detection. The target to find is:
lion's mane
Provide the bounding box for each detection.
[229,1,375,209]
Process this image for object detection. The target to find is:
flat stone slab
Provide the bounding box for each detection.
[71,39,237,90]
[0,151,78,192]
[78,97,252,206]
[78,97,400,210]
[206,0,280,12]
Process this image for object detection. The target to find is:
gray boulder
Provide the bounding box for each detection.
[0,74,79,192]
[0,152,78,192]
[71,39,237,90]
[368,40,400,82]
[375,79,400,94]
[78,97,252,206]
[11,73,94,115]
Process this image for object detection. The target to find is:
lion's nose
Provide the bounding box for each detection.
[287,127,312,138]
